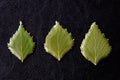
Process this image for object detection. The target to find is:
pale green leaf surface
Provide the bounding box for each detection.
[44,21,74,61]
[8,21,35,62]
[80,22,112,65]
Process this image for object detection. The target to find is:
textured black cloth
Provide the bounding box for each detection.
[0,0,120,80]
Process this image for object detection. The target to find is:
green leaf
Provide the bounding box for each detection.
[8,21,35,62]
[80,22,112,65]
[44,21,74,61]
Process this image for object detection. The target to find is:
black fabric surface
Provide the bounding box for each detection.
[0,0,120,80]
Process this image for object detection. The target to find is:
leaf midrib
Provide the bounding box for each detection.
[57,26,60,60]
[20,26,23,61]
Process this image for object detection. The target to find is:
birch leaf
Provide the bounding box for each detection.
[8,21,35,62]
[44,21,74,61]
[80,22,112,65]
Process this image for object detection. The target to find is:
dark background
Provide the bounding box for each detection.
[0,0,120,80]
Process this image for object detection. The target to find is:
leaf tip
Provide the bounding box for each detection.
[21,59,24,63]
[18,21,24,30]
[53,21,61,28]
[91,22,96,27]
[93,63,97,66]
[55,21,59,25]
[20,21,22,25]
[57,57,61,61]
[92,22,96,25]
